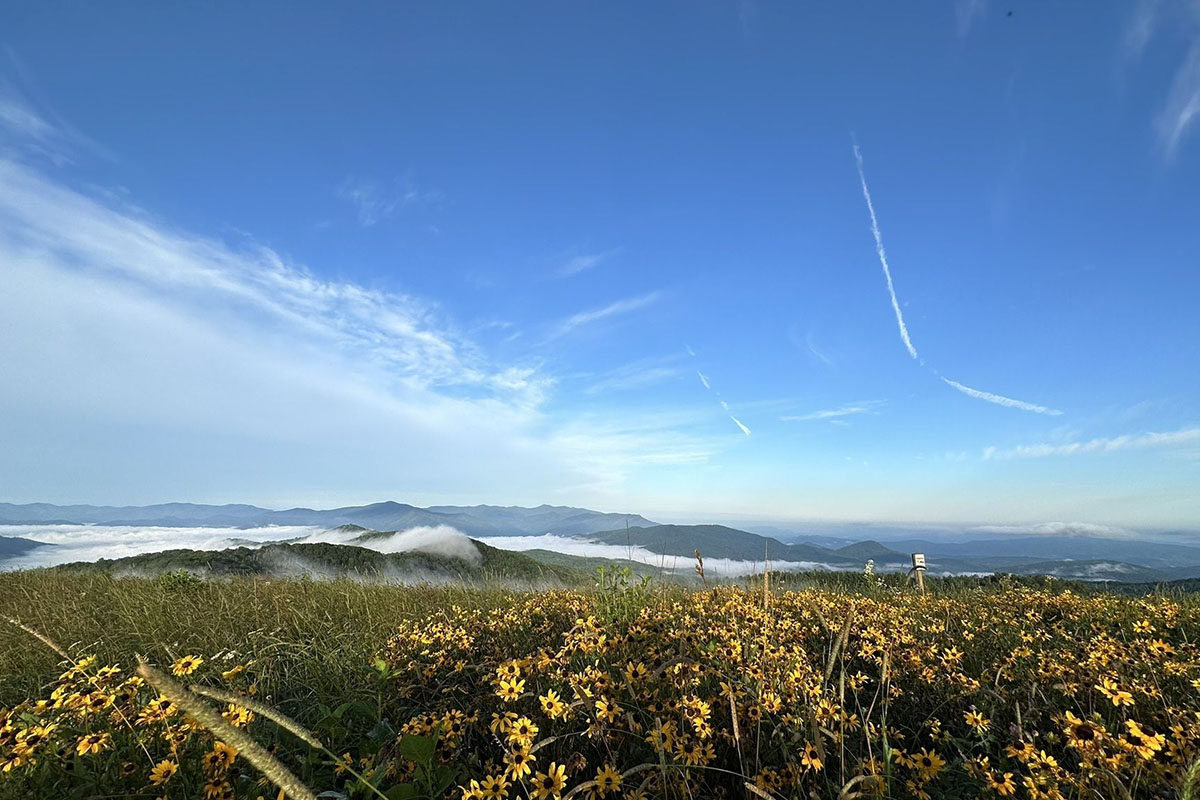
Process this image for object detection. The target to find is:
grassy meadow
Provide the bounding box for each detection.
[2,568,1200,799]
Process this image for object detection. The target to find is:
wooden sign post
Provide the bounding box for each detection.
[910,553,927,595]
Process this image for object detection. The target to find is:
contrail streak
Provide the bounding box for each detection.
[852,139,919,360]
[941,378,1063,416]
[692,352,751,436]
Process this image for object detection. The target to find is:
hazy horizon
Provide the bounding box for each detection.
[3,498,1199,539]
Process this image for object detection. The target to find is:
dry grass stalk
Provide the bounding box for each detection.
[744,780,782,800]
[823,610,854,687]
[191,685,324,749]
[5,616,71,660]
[6,617,155,764]
[137,661,318,800]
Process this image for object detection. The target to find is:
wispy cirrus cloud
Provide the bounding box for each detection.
[1123,0,1200,158]
[1157,44,1200,157]
[548,409,723,494]
[983,426,1200,459]
[942,378,1062,416]
[954,0,987,37]
[0,66,107,166]
[804,332,834,366]
[1124,0,1162,58]
[781,401,884,422]
[557,248,621,278]
[337,176,440,227]
[582,358,680,395]
[549,291,662,338]
[0,101,712,505]
[0,157,498,395]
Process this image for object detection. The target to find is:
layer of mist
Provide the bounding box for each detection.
[0,523,482,570]
[475,534,849,577]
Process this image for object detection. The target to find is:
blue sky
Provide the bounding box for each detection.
[1,2,1198,527]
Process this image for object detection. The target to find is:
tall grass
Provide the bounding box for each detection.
[0,571,521,716]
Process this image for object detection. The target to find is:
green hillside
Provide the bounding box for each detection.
[587,523,879,564]
[518,548,671,579]
[51,540,584,585]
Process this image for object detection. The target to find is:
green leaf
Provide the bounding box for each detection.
[398,733,436,765]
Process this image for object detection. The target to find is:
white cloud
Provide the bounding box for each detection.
[954,0,987,37]
[728,416,752,436]
[337,176,439,227]
[0,524,322,569]
[0,160,501,395]
[0,80,104,165]
[804,332,834,366]
[558,249,620,277]
[0,107,694,504]
[781,401,883,422]
[1157,43,1200,157]
[697,371,711,390]
[0,91,57,145]
[1124,0,1161,58]
[549,410,721,494]
[476,534,837,577]
[983,426,1200,459]
[1123,0,1200,157]
[550,291,662,338]
[2,523,482,570]
[851,139,919,360]
[302,524,481,563]
[972,521,1130,538]
[583,361,679,395]
[941,378,1062,416]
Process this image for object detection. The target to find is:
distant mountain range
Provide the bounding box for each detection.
[0,501,655,536]
[579,523,1200,582]
[586,524,909,567]
[4,501,1200,585]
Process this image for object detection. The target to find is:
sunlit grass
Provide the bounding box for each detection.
[2,569,1198,799]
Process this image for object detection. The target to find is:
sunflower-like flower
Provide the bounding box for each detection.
[1097,678,1134,707]
[531,762,566,799]
[479,773,510,800]
[504,748,535,780]
[149,759,177,785]
[497,678,524,703]
[539,690,566,718]
[75,732,110,756]
[594,764,621,795]
[506,716,538,748]
[171,654,203,677]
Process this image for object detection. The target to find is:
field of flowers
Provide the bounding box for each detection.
[2,573,1200,799]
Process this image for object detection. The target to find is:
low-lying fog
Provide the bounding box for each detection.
[0,525,849,577]
[473,534,848,576]
[0,523,483,570]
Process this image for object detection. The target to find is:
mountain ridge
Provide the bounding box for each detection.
[0,501,656,537]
